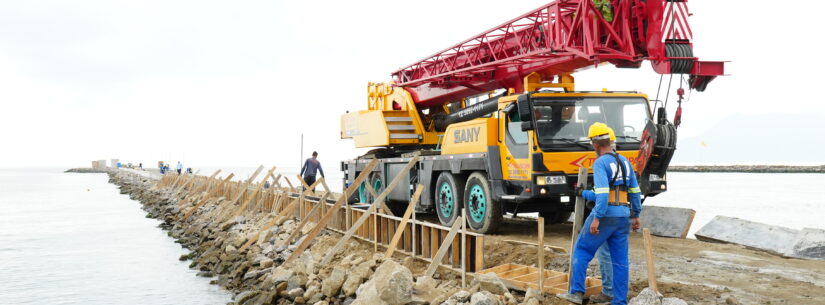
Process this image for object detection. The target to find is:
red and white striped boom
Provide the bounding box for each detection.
[391,0,724,107]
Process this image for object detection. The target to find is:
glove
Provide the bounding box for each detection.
[574,185,585,197]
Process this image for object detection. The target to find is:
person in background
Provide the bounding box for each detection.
[300,151,324,191]
[139,163,143,170]
[176,161,183,175]
[186,168,192,174]
[557,123,642,305]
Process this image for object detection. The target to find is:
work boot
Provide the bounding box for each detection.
[588,292,612,304]
[556,292,585,304]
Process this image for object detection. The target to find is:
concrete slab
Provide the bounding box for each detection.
[786,228,825,260]
[640,205,696,238]
[695,216,798,256]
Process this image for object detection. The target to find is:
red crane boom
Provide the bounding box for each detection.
[392,0,724,107]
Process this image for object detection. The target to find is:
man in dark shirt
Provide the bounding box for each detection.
[300,151,324,191]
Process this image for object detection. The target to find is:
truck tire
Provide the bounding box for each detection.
[464,171,502,233]
[367,172,384,203]
[435,172,464,227]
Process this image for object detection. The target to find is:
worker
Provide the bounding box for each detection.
[139,163,143,170]
[176,161,183,175]
[557,122,642,305]
[300,151,324,191]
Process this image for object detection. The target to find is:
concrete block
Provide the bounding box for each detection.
[640,205,696,238]
[695,216,798,256]
[786,228,825,260]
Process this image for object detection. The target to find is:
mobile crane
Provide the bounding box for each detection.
[340,0,724,233]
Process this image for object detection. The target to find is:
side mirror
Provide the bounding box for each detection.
[517,94,532,122]
[521,121,534,131]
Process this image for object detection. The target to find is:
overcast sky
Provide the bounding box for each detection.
[1,1,822,168]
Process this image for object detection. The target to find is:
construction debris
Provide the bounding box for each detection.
[640,205,696,239]
[696,216,825,259]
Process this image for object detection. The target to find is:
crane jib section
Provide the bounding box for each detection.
[391,0,725,107]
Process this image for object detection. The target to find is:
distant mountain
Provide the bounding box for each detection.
[671,113,825,165]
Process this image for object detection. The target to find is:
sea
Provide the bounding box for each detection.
[0,168,231,305]
[0,168,823,304]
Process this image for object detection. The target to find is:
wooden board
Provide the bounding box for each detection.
[478,263,602,296]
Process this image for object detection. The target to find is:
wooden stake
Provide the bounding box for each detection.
[384,185,424,258]
[317,155,420,265]
[279,192,329,247]
[569,166,588,285]
[181,173,235,221]
[502,239,567,253]
[282,159,380,264]
[643,228,659,293]
[538,217,545,294]
[461,208,467,288]
[229,167,277,218]
[424,215,463,277]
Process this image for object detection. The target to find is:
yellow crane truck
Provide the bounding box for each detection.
[339,0,724,233]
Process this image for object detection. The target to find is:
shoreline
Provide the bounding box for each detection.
[668,164,825,173]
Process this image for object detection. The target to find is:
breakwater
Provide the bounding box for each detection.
[106,169,532,305]
[668,165,825,173]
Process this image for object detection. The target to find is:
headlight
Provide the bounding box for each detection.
[649,174,666,182]
[536,175,567,185]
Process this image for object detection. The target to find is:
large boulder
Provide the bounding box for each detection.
[322,266,347,297]
[352,260,413,305]
[471,273,509,295]
[786,228,825,260]
[470,291,498,305]
[629,288,662,305]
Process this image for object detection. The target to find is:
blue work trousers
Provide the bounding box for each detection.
[597,243,613,297]
[570,214,630,305]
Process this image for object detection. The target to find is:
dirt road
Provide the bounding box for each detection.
[481,216,825,304]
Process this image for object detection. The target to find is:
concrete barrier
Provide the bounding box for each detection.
[639,205,696,238]
[694,216,825,259]
[786,228,825,260]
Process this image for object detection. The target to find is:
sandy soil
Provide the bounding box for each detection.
[479,216,825,304]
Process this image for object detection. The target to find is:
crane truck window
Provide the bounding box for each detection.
[531,97,649,151]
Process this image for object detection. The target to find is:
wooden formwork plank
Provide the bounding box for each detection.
[212,165,264,220]
[284,159,380,265]
[181,173,235,221]
[475,236,485,271]
[318,155,420,265]
[279,193,330,247]
[538,217,545,296]
[238,178,323,252]
[569,166,588,282]
[229,167,277,219]
[282,176,295,193]
[643,228,659,293]
[178,170,220,204]
[384,185,423,258]
[424,216,464,277]
[422,226,430,257]
[451,232,461,267]
[430,227,439,260]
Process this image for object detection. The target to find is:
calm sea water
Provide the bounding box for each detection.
[650,172,825,237]
[0,168,231,305]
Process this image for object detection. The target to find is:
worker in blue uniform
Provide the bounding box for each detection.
[557,122,643,305]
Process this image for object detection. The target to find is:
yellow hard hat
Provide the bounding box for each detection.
[588,122,616,141]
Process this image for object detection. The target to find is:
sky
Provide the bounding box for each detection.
[1,0,823,168]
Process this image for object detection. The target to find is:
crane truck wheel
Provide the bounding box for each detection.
[435,172,465,227]
[366,172,384,203]
[464,172,502,233]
